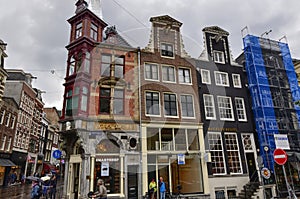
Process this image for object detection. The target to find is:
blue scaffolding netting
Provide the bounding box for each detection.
[243,34,300,172]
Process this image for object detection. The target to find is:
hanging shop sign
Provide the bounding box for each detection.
[274,134,290,150]
[178,154,185,165]
[261,167,271,179]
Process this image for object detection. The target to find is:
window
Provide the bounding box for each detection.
[68,53,82,76]
[174,129,186,150]
[201,69,211,84]
[224,133,242,174]
[4,113,10,127]
[203,94,216,120]
[101,55,111,77]
[65,89,74,116]
[180,95,194,118]
[232,74,241,88]
[213,50,225,64]
[0,110,5,124]
[215,71,229,86]
[113,89,124,115]
[161,43,174,57]
[235,98,247,121]
[164,93,177,116]
[162,65,175,82]
[146,91,160,115]
[0,135,6,150]
[6,137,11,151]
[99,88,111,114]
[84,52,91,73]
[187,129,200,150]
[178,68,191,84]
[101,55,124,78]
[10,116,16,129]
[208,132,226,174]
[99,88,124,115]
[81,86,88,112]
[217,96,234,121]
[75,22,83,39]
[90,23,98,40]
[145,63,159,81]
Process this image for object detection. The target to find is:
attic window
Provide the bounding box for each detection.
[213,50,225,64]
[161,43,174,57]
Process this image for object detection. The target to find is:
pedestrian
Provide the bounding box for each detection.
[50,174,57,199]
[11,171,17,184]
[21,173,25,184]
[93,179,107,199]
[159,176,166,199]
[31,180,41,199]
[149,178,157,199]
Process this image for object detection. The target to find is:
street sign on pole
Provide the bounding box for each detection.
[273,148,287,165]
[53,150,62,159]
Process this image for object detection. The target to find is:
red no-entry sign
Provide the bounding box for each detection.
[273,148,287,165]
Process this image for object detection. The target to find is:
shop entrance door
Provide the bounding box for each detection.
[127,165,138,199]
[158,165,169,192]
[246,152,258,182]
[72,163,80,199]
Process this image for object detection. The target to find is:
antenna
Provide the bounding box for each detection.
[261,30,272,38]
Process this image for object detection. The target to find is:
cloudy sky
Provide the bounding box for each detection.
[0,0,300,110]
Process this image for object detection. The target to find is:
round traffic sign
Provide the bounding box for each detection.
[273,148,287,165]
[53,150,62,159]
[261,167,271,179]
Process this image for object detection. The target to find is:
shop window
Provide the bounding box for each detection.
[187,129,200,150]
[224,133,242,174]
[147,128,159,151]
[161,128,173,151]
[95,161,120,194]
[174,129,186,150]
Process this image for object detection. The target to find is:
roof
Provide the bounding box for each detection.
[102,26,132,48]
[150,15,182,27]
[202,26,229,36]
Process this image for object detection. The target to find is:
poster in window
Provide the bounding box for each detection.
[101,162,109,176]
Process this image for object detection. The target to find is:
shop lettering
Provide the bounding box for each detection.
[96,158,119,162]
[207,127,237,132]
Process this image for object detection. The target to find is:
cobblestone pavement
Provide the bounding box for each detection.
[0,179,64,199]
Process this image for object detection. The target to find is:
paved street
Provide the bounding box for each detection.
[0,180,64,199]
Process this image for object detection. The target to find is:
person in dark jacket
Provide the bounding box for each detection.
[31,180,41,199]
[50,175,57,199]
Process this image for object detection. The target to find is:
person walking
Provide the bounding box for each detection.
[93,179,107,199]
[159,176,166,199]
[149,178,157,199]
[31,180,41,199]
[50,174,57,199]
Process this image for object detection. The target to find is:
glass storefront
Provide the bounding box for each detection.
[94,158,120,194]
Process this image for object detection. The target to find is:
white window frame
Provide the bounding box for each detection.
[203,94,216,120]
[163,92,178,118]
[201,69,211,84]
[232,74,242,88]
[208,132,226,175]
[213,50,225,64]
[162,65,176,83]
[145,91,161,117]
[0,135,6,150]
[217,96,234,121]
[235,97,247,122]
[215,71,229,87]
[224,132,243,174]
[178,67,192,84]
[144,63,159,81]
[161,43,174,58]
[6,137,11,151]
[180,94,195,118]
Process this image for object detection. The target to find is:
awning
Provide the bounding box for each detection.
[0,158,16,167]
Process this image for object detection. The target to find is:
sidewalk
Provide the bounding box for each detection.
[0,178,64,199]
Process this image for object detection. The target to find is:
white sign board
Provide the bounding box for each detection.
[178,154,185,165]
[274,134,290,150]
[101,162,109,176]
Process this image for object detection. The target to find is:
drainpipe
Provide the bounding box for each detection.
[137,47,142,198]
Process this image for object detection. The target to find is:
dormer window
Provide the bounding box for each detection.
[90,23,98,40]
[75,22,83,39]
[213,50,225,64]
[161,43,174,57]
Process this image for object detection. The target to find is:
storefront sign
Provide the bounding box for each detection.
[101,162,109,176]
[96,156,119,162]
[274,134,290,150]
[178,154,185,165]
